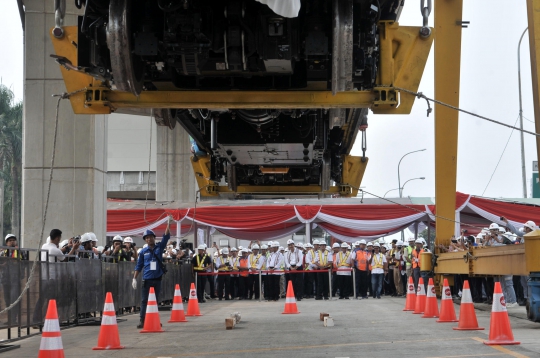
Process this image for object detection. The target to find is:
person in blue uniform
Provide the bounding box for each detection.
[132,215,172,328]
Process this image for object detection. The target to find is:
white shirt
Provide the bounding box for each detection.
[284,248,303,269]
[267,251,284,275]
[314,250,332,268]
[40,242,64,263]
[371,253,387,274]
[248,253,266,272]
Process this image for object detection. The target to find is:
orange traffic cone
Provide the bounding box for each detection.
[186,283,202,316]
[93,292,124,350]
[437,279,458,323]
[413,278,426,314]
[422,278,439,318]
[403,277,416,311]
[168,284,188,323]
[453,280,484,330]
[38,299,65,358]
[282,281,300,314]
[140,287,164,333]
[484,282,520,345]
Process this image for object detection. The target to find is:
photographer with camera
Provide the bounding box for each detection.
[77,233,95,259]
[104,235,129,263]
[133,215,173,329]
[123,237,138,261]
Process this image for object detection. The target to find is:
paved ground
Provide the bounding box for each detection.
[3,297,540,358]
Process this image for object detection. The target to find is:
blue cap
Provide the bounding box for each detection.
[143,229,156,239]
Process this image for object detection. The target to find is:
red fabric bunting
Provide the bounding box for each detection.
[186,206,296,229]
[320,204,426,220]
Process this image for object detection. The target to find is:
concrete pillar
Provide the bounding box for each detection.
[156,125,197,203]
[21,0,107,248]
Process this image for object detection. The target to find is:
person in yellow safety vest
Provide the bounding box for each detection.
[248,244,265,300]
[191,245,212,303]
[123,237,139,262]
[303,242,316,299]
[330,243,341,297]
[368,242,388,299]
[411,238,425,291]
[353,239,370,299]
[1,234,27,260]
[335,242,353,299]
[393,241,406,297]
[284,239,304,301]
[215,248,232,300]
[314,241,332,300]
[229,247,240,299]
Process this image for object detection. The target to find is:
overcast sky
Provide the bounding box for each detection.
[0,0,535,203]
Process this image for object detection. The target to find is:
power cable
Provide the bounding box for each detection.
[0,88,85,315]
[482,115,520,196]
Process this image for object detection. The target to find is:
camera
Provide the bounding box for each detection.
[72,235,81,243]
[462,229,468,233]
[500,216,505,221]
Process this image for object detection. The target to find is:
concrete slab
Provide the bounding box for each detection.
[7,297,540,358]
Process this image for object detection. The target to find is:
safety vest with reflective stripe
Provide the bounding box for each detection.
[194,254,208,271]
[355,250,369,271]
[217,256,231,271]
[249,253,261,270]
[239,256,249,277]
[372,253,384,269]
[412,249,424,269]
[335,251,351,268]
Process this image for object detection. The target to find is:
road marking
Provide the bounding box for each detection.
[426,354,504,358]
[471,337,530,358]
[142,337,472,357]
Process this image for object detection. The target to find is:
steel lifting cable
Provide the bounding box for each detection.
[0,88,85,315]
[393,86,540,137]
[143,110,154,224]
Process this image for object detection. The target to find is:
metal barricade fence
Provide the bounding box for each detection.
[0,247,192,342]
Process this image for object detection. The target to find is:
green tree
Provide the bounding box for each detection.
[0,85,22,238]
[418,227,435,243]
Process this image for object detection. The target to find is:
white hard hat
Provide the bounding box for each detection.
[59,239,69,248]
[172,249,178,255]
[261,244,268,249]
[213,252,219,257]
[373,242,380,247]
[230,247,238,252]
[112,235,123,242]
[4,234,16,242]
[197,244,206,250]
[296,243,304,248]
[415,239,423,244]
[498,228,506,234]
[313,240,320,245]
[241,248,249,253]
[271,242,280,248]
[408,237,415,241]
[81,233,93,243]
[252,244,260,250]
[319,241,327,246]
[420,238,426,244]
[238,246,244,250]
[489,223,500,230]
[332,243,340,248]
[524,220,537,230]
[89,232,97,242]
[366,241,373,246]
[287,239,295,245]
[248,249,252,253]
[124,237,133,243]
[222,248,229,254]
[359,239,366,245]
[279,246,284,251]
[396,241,404,246]
[340,242,348,248]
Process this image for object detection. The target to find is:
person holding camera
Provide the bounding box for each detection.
[122,237,138,262]
[78,233,95,259]
[105,235,130,263]
[133,216,172,329]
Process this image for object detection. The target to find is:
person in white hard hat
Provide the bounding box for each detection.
[78,233,95,259]
[404,237,416,284]
[123,237,139,261]
[192,244,212,303]
[411,239,425,291]
[368,243,387,299]
[284,239,304,301]
[229,247,240,299]
[330,243,341,297]
[215,247,231,300]
[237,248,250,300]
[266,242,284,301]
[334,242,353,299]
[314,241,332,300]
[395,241,407,296]
[248,244,265,300]
[352,239,369,299]
[389,240,403,297]
[303,242,316,299]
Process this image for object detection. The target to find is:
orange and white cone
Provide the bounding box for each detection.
[168,284,188,323]
[93,292,124,350]
[422,278,439,318]
[282,281,300,314]
[186,283,202,316]
[484,282,520,345]
[140,287,164,333]
[403,277,416,311]
[437,278,458,323]
[453,280,484,331]
[413,278,426,314]
[38,299,65,358]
